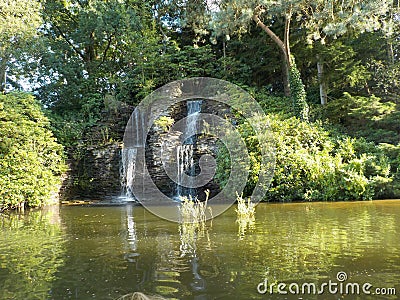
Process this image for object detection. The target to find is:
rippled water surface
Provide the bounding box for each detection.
[1,201,399,299]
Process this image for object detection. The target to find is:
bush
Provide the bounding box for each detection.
[320,92,399,144]
[254,89,293,118]
[0,93,66,210]
[216,113,395,201]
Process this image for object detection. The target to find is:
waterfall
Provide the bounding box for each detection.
[176,100,202,199]
[121,101,202,201]
[120,107,147,201]
[185,100,202,145]
[121,148,137,199]
[176,144,194,198]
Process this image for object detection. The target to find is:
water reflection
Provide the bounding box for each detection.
[0,205,65,299]
[126,205,137,251]
[178,220,210,294]
[1,201,400,299]
[236,212,256,239]
[124,205,138,263]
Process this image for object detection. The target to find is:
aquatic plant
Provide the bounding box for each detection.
[236,193,256,239]
[179,190,212,256]
[236,192,255,219]
[179,189,212,224]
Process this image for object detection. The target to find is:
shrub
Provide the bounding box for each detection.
[320,92,399,144]
[0,93,66,210]
[216,114,395,201]
[154,116,174,133]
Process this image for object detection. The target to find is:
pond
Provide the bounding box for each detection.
[1,200,399,299]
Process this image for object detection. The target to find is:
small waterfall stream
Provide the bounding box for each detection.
[176,100,202,199]
[120,107,145,200]
[121,148,137,199]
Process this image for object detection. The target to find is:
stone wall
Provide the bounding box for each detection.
[60,143,122,200]
[144,100,232,200]
[61,99,232,201]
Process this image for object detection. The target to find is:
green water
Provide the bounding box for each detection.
[1,201,399,299]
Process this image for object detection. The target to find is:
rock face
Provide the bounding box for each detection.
[61,99,232,200]
[143,99,231,200]
[60,143,123,200]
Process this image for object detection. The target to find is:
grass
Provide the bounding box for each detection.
[179,189,212,224]
[178,190,212,256]
[236,192,256,238]
[235,192,255,219]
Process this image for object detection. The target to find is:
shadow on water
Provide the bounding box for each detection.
[1,201,400,299]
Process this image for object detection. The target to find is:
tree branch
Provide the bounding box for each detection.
[252,6,289,64]
[96,34,113,69]
[53,24,85,61]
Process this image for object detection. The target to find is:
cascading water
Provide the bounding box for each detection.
[176,144,194,198]
[121,101,202,201]
[176,100,202,199]
[121,148,137,199]
[120,108,146,201]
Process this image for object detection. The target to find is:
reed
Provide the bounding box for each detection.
[179,189,212,224]
[235,192,256,238]
[235,192,255,219]
[178,190,212,255]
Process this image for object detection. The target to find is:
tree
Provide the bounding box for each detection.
[38,0,152,110]
[0,0,42,92]
[207,0,392,102]
[0,93,65,210]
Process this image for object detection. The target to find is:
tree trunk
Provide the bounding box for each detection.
[222,40,227,73]
[317,56,327,105]
[252,8,292,96]
[284,12,292,66]
[282,57,290,97]
[0,58,7,93]
[387,41,395,65]
[283,13,292,96]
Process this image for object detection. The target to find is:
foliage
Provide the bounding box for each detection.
[320,92,399,144]
[378,143,400,197]
[236,193,256,239]
[0,0,41,45]
[216,108,394,202]
[207,0,392,41]
[235,193,255,219]
[0,0,43,91]
[367,59,400,99]
[179,190,212,224]
[154,116,174,133]
[0,93,66,210]
[178,190,212,256]
[254,91,293,118]
[0,207,65,299]
[289,59,309,121]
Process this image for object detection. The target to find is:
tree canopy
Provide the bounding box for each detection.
[0,93,65,210]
